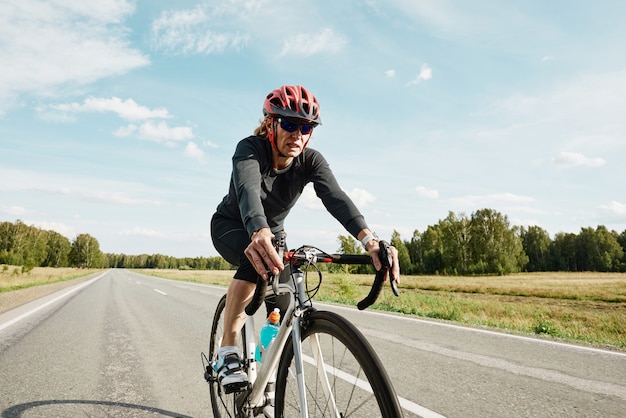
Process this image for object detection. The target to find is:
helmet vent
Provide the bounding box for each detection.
[270,97,283,108]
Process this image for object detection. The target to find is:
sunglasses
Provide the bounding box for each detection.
[277,118,315,135]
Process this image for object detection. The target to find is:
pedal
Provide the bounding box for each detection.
[222,381,249,395]
[204,365,213,383]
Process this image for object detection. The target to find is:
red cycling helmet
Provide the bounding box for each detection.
[263,85,322,125]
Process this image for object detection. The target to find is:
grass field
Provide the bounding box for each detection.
[138,269,626,350]
[0,265,102,292]
[3,265,624,350]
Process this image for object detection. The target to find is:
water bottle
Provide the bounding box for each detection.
[255,308,281,363]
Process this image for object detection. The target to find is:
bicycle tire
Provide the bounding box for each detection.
[208,294,247,417]
[275,310,403,417]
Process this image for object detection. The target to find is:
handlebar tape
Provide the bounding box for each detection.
[357,269,385,310]
[330,254,372,264]
[244,276,267,316]
[357,240,399,310]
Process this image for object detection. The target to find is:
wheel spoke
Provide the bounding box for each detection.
[275,311,403,417]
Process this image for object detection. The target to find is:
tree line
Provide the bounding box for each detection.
[2,209,626,275]
[0,220,229,271]
[387,209,625,275]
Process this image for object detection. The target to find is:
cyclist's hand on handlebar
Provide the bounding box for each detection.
[244,227,284,280]
[367,241,401,285]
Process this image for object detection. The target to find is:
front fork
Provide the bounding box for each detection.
[291,310,309,418]
[291,308,341,418]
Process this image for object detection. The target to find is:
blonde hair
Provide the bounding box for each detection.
[253,116,270,138]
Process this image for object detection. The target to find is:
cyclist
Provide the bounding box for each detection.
[210,85,400,393]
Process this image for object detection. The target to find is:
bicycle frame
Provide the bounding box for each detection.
[207,240,402,417]
[242,264,329,417]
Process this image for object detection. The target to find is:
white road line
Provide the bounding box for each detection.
[0,272,107,333]
[153,289,167,295]
[363,327,626,401]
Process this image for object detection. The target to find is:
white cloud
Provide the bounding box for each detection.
[50,97,172,121]
[598,201,626,217]
[297,185,374,210]
[495,70,626,126]
[119,227,167,238]
[390,1,457,33]
[385,69,396,78]
[407,64,433,86]
[0,168,71,194]
[115,121,195,143]
[28,220,76,238]
[347,188,375,207]
[0,0,149,114]
[1,205,27,216]
[113,125,137,137]
[83,191,163,206]
[299,185,324,210]
[150,3,347,58]
[552,152,606,168]
[184,141,205,162]
[280,28,347,57]
[449,193,535,209]
[151,5,248,55]
[415,186,439,199]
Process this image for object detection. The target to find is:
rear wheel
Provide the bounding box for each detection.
[207,294,247,417]
[275,310,403,417]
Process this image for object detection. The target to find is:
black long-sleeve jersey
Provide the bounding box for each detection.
[215,135,368,239]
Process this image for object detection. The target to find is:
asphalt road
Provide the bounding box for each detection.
[0,269,624,417]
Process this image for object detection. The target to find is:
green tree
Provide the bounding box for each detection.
[337,234,362,254]
[0,220,29,265]
[43,231,71,267]
[439,211,471,274]
[147,253,168,269]
[0,220,48,269]
[24,226,48,269]
[468,208,527,275]
[575,226,623,272]
[390,230,411,274]
[521,226,551,272]
[550,232,577,271]
[69,233,103,268]
[617,230,626,271]
[404,230,423,275]
[333,235,362,273]
[207,256,231,270]
[0,221,17,265]
[420,224,445,274]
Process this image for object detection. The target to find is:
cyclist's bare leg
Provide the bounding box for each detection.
[221,278,256,347]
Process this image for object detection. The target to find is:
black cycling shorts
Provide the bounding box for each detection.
[211,213,259,283]
[211,213,290,313]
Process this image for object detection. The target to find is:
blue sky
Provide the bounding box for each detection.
[1,0,625,258]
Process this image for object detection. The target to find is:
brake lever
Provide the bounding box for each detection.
[272,232,286,295]
[379,240,399,297]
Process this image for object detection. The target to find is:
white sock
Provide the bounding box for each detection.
[218,346,238,358]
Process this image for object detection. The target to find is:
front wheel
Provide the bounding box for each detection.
[275,310,403,417]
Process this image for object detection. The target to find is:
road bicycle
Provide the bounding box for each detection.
[203,232,403,417]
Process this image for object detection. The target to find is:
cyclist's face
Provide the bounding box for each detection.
[274,119,311,159]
